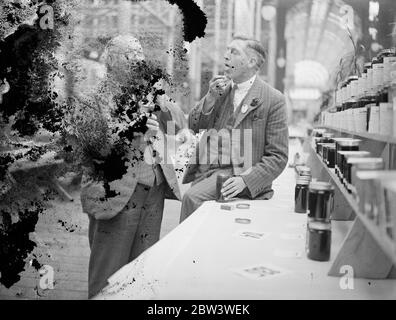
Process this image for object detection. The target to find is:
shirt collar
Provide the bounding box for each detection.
[232,74,256,91]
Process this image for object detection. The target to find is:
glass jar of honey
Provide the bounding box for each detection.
[295,177,311,214]
[307,220,332,262]
[335,139,361,182]
[308,182,335,221]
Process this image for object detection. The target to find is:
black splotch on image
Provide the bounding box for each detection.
[164,0,207,42]
[126,0,207,42]
[0,1,75,290]
[0,9,67,137]
[0,202,43,288]
[30,257,43,271]
[57,219,79,233]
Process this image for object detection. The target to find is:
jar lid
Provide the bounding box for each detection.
[333,137,354,142]
[347,75,358,82]
[296,178,310,185]
[298,166,311,174]
[339,151,371,158]
[347,157,383,165]
[354,158,384,169]
[309,181,335,192]
[364,62,372,70]
[379,48,396,58]
[308,221,331,230]
[356,170,396,180]
[323,133,334,138]
[312,129,326,136]
[320,143,336,147]
[337,139,361,147]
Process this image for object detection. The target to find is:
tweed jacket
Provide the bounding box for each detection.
[183,76,289,199]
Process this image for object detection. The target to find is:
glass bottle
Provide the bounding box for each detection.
[367,58,379,133]
[379,49,396,136]
[357,63,372,132]
[295,177,310,214]
[348,76,358,132]
[307,220,332,261]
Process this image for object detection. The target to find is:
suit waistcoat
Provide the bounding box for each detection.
[197,88,245,173]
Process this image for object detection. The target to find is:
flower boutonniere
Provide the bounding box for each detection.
[250,98,260,107]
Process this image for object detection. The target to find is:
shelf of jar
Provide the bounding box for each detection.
[314,124,396,145]
[318,106,336,114]
[308,144,396,267]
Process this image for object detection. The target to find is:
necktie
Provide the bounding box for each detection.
[226,84,239,129]
[229,83,238,111]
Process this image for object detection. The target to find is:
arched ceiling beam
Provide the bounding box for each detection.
[313,0,333,57]
[302,0,312,60]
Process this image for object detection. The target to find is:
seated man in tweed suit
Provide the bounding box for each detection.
[180,36,289,221]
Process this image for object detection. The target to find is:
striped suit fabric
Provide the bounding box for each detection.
[180,76,289,221]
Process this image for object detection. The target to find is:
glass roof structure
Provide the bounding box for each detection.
[285,0,362,93]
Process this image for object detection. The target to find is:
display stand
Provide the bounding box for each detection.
[306,128,396,279]
[328,218,396,278]
[316,125,396,169]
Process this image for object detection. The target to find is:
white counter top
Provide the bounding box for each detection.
[94,168,396,299]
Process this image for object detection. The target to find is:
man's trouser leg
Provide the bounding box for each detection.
[88,182,165,298]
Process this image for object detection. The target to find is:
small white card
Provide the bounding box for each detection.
[234,230,270,240]
[232,264,290,280]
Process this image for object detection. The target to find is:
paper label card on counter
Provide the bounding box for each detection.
[232,264,291,280]
[234,230,270,240]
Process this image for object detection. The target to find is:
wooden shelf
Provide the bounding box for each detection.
[308,144,396,274]
[315,125,396,145]
[307,145,355,221]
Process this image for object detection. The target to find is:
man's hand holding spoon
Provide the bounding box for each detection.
[203,75,231,113]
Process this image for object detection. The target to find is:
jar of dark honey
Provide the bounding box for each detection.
[335,139,361,181]
[321,143,336,167]
[308,182,335,221]
[316,133,334,156]
[307,221,331,261]
[341,151,371,191]
[295,177,310,214]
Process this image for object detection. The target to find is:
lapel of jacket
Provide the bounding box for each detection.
[233,76,263,129]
